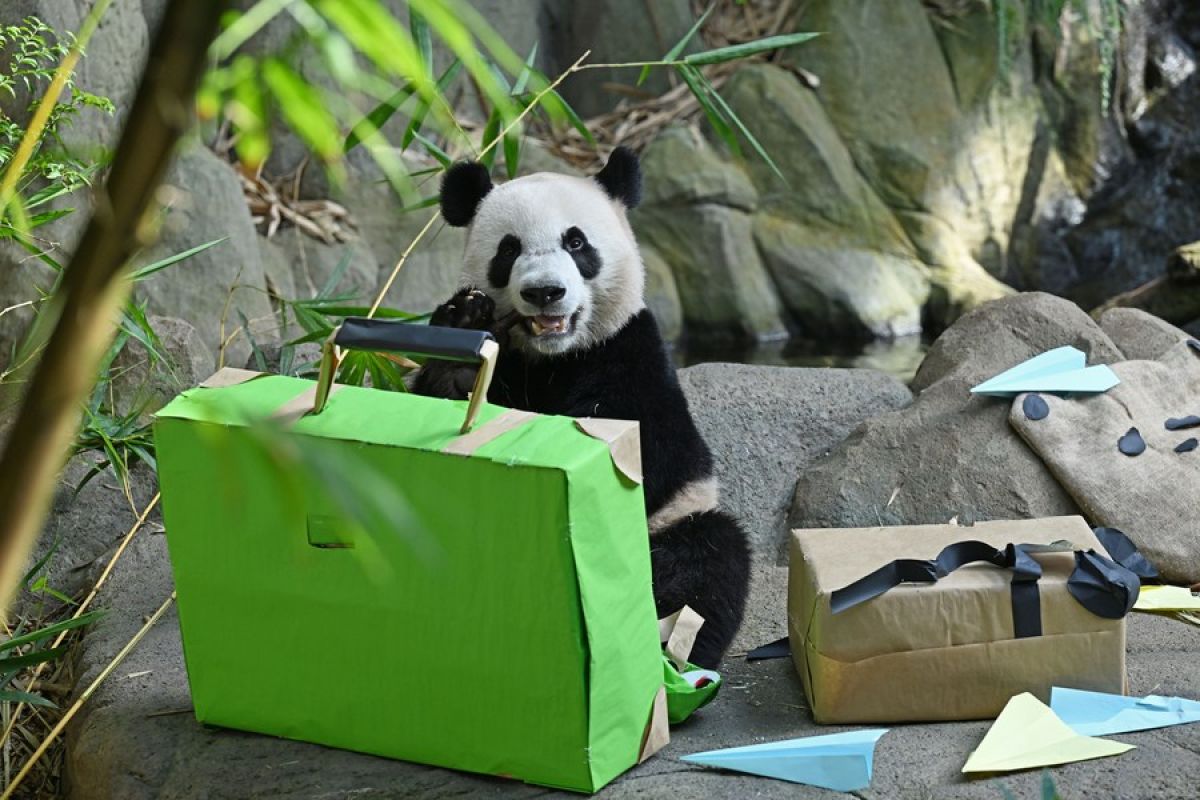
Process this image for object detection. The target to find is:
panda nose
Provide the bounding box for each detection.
[520,285,566,308]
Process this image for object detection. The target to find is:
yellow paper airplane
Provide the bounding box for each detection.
[1134,585,1200,612]
[962,693,1134,774]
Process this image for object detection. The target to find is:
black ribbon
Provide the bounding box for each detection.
[830,540,1046,638]
[1092,526,1160,582]
[1069,549,1141,619]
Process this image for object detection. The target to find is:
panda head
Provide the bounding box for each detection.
[439,147,645,356]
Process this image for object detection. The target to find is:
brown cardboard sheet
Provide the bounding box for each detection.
[788,516,1126,723]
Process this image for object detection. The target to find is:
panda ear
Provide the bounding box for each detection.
[595,146,642,209]
[440,161,493,227]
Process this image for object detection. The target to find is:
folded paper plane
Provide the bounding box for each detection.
[681,729,887,791]
[971,346,1119,397]
[1051,687,1200,736]
[1133,585,1200,612]
[962,693,1132,774]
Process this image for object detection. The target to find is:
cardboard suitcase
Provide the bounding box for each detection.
[154,319,666,792]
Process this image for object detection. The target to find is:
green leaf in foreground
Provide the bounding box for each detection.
[683,32,820,65]
[343,81,416,153]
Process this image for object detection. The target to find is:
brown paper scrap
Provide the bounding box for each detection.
[659,605,705,671]
[575,418,643,484]
[199,367,263,389]
[269,384,343,425]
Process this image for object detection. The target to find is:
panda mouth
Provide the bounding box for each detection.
[526,311,579,337]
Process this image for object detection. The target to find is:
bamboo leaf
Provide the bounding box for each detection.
[401,59,462,150]
[640,4,713,85]
[343,82,415,153]
[410,9,433,77]
[504,123,521,180]
[412,131,451,166]
[0,610,104,652]
[702,75,787,182]
[0,646,68,670]
[512,42,539,95]
[683,32,820,65]
[542,88,593,144]
[676,65,739,156]
[0,690,56,708]
[130,237,226,281]
[479,109,501,170]
[261,58,342,163]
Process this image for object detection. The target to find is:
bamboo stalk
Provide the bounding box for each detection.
[0,1,228,617]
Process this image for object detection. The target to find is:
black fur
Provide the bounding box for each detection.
[440,162,493,227]
[561,227,601,279]
[414,308,750,668]
[488,234,522,288]
[595,146,642,209]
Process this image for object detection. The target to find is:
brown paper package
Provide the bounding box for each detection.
[788,516,1126,724]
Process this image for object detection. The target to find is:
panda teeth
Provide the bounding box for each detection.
[529,315,568,336]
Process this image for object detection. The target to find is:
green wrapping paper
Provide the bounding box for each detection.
[154,370,664,793]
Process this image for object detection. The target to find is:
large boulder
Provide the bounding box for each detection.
[679,363,912,558]
[791,293,1124,533]
[132,143,275,367]
[633,128,787,344]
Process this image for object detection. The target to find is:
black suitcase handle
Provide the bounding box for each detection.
[312,318,498,434]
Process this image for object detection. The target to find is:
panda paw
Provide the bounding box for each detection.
[430,287,495,330]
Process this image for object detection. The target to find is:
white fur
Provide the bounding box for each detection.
[460,172,645,355]
[647,477,720,534]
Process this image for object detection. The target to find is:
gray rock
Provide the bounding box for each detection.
[1099,307,1196,362]
[633,127,784,343]
[641,244,683,344]
[550,0,697,119]
[679,364,912,558]
[634,202,787,343]
[912,292,1124,392]
[132,143,274,368]
[265,228,379,303]
[753,213,929,340]
[792,293,1123,534]
[24,455,159,606]
[111,315,215,414]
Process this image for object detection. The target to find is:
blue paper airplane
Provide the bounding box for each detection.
[971,346,1119,397]
[680,729,888,792]
[1051,687,1200,737]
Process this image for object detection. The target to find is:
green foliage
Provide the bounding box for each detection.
[990,0,1125,109]
[0,548,104,709]
[0,17,113,235]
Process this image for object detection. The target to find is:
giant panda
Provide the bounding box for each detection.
[413,147,750,669]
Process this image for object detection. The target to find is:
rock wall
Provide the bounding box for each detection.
[2,0,1198,365]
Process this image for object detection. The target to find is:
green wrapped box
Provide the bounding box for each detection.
[154,358,665,792]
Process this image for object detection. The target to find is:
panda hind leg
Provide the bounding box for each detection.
[650,509,751,670]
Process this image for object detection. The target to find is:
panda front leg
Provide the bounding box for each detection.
[413,288,501,400]
[651,509,751,669]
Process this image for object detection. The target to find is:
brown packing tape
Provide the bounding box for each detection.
[659,605,704,671]
[575,418,643,484]
[270,384,344,426]
[441,409,539,456]
[637,686,670,763]
[199,367,264,388]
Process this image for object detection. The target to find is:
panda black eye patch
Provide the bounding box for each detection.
[488,234,522,288]
[562,226,601,279]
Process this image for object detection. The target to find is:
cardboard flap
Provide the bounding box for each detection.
[575,418,642,484]
[637,686,670,763]
[199,367,263,388]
